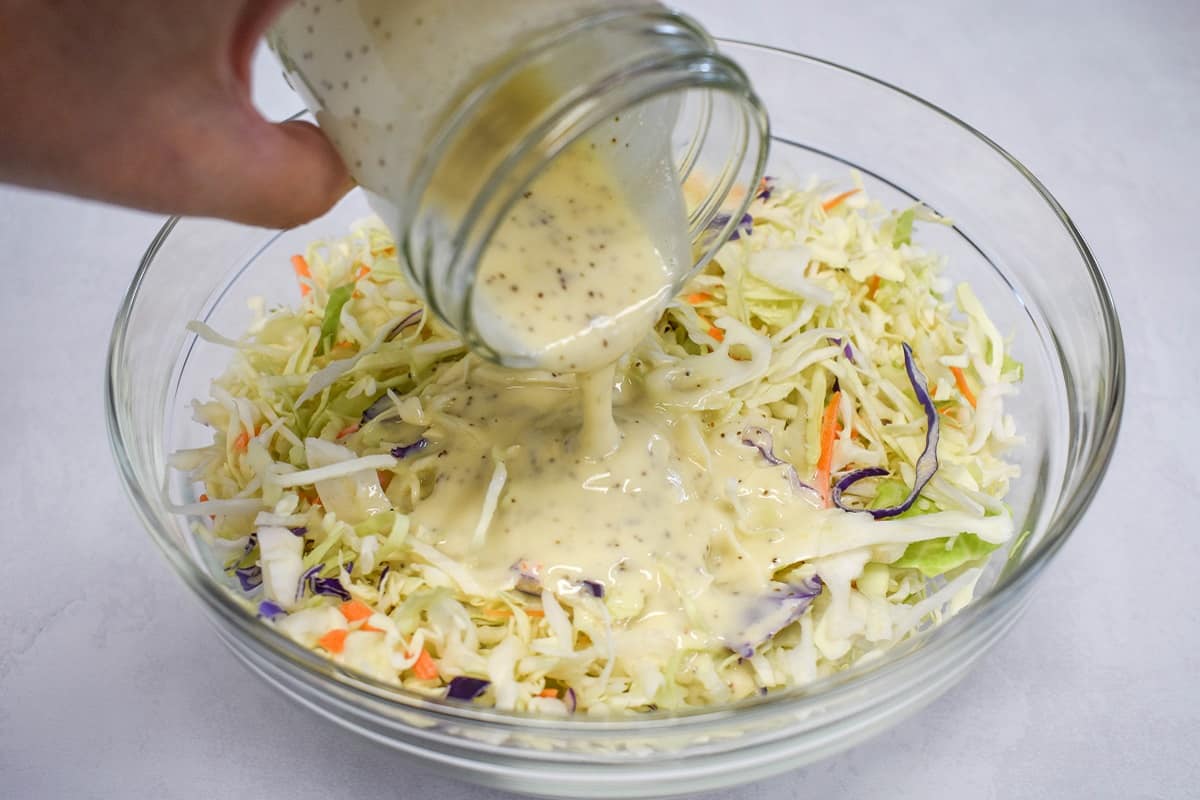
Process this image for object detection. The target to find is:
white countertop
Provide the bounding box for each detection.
[2,1,1196,797]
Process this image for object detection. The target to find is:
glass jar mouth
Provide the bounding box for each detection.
[398,8,769,367]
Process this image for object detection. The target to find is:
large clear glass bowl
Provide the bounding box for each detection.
[105,41,1123,799]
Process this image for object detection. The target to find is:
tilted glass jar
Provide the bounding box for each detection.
[269,1,768,368]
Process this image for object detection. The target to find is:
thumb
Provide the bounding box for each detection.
[196,113,355,229]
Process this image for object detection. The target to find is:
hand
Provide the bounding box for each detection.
[0,0,350,228]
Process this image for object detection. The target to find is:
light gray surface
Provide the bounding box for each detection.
[1,1,1195,798]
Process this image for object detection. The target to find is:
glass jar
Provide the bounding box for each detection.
[269,1,768,367]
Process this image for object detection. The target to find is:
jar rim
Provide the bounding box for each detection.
[398,7,769,366]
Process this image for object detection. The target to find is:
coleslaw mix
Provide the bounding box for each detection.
[175,175,1022,714]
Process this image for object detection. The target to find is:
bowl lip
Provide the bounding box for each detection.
[105,40,1125,733]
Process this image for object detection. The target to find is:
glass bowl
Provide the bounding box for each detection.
[105,41,1123,799]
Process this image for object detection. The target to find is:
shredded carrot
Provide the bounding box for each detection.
[290,254,312,297]
[539,688,559,698]
[317,629,348,654]
[352,291,364,300]
[377,470,393,491]
[339,600,373,622]
[686,292,712,305]
[198,493,214,520]
[412,649,438,680]
[360,622,385,633]
[354,264,371,281]
[233,431,250,452]
[821,189,860,213]
[866,274,881,300]
[707,324,725,342]
[336,423,359,439]
[483,606,547,620]
[950,366,978,408]
[815,391,842,507]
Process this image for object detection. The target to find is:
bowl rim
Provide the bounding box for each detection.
[105,40,1125,733]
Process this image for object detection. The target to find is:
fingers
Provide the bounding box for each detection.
[0,0,354,230]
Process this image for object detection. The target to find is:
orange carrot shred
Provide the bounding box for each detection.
[951,366,978,408]
[707,324,725,342]
[198,493,209,503]
[290,254,312,297]
[355,264,371,281]
[377,470,393,491]
[524,609,545,618]
[360,622,385,633]
[233,431,250,452]
[412,649,438,680]
[686,292,712,305]
[866,274,881,300]
[339,600,373,622]
[317,629,348,654]
[336,423,359,439]
[483,608,513,619]
[539,688,559,698]
[821,189,860,212]
[816,391,842,507]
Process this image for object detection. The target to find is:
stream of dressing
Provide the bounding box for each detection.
[381,358,854,659]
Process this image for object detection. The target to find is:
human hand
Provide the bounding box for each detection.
[0,0,350,228]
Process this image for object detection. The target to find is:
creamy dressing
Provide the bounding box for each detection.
[377,359,841,654]
[470,133,687,372]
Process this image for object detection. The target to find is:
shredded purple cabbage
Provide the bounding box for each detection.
[729,575,824,659]
[235,565,262,592]
[311,576,351,601]
[296,565,321,602]
[707,211,754,241]
[581,580,605,598]
[831,467,889,509]
[383,308,423,342]
[257,600,286,620]
[360,392,398,425]
[511,560,543,596]
[226,533,257,569]
[378,565,390,589]
[289,526,307,536]
[390,438,429,459]
[564,687,577,713]
[832,343,939,518]
[756,176,775,200]
[740,426,819,497]
[446,676,490,701]
[828,336,856,364]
